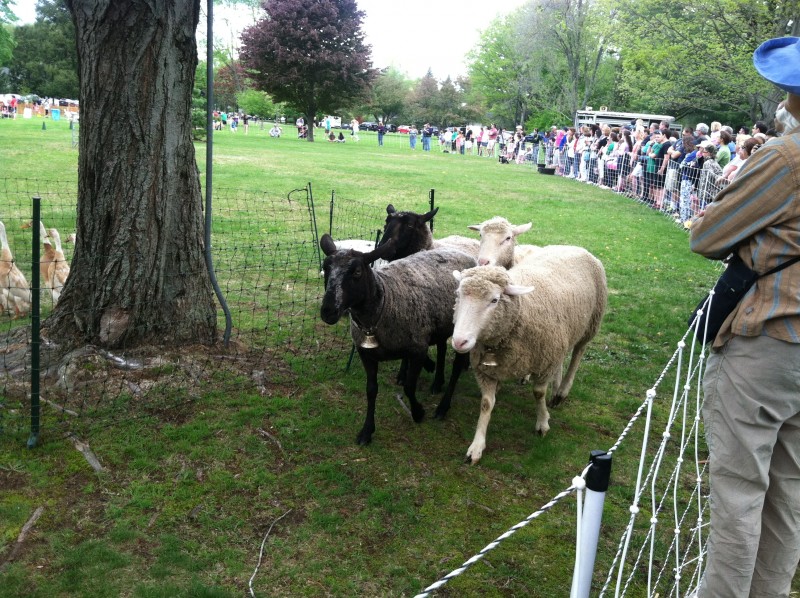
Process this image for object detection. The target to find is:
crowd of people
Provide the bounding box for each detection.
[533,119,774,228]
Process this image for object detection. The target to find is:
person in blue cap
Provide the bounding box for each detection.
[689,36,800,597]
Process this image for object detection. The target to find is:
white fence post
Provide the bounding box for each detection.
[571,450,613,598]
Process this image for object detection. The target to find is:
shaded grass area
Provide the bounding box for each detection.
[0,116,747,595]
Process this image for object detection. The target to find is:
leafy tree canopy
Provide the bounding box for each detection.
[5,0,78,97]
[0,0,17,68]
[239,0,377,141]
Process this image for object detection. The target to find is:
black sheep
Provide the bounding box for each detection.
[320,234,476,445]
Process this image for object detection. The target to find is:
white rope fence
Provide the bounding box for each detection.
[412,478,584,598]
[413,304,715,597]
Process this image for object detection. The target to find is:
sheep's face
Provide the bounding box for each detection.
[468,218,532,268]
[451,267,534,353]
[377,205,437,261]
[320,250,369,325]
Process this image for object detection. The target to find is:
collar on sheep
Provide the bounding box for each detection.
[347,283,386,349]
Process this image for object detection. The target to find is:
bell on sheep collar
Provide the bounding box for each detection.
[360,333,379,349]
[481,350,498,367]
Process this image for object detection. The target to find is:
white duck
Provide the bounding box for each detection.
[0,220,32,318]
[47,227,71,304]
[21,220,57,301]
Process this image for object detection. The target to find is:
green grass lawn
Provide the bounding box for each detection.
[0,115,746,596]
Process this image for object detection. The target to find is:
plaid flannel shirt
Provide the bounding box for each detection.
[690,126,800,347]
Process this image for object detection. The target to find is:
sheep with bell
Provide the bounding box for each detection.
[319,233,476,446]
[451,247,607,464]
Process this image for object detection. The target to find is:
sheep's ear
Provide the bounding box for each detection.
[320,234,338,256]
[512,222,533,237]
[452,270,463,282]
[365,239,395,264]
[504,284,535,296]
[422,207,439,222]
[467,224,481,232]
[386,204,396,215]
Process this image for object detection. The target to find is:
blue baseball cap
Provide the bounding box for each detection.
[753,36,800,95]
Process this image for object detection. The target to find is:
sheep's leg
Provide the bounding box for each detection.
[357,353,380,445]
[429,340,447,394]
[533,382,551,435]
[396,353,435,386]
[466,377,498,464]
[552,360,564,394]
[396,358,409,386]
[434,352,468,420]
[550,341,589,407]
[403,357,426,423]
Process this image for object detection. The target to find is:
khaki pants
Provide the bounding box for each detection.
[699,335,800,597]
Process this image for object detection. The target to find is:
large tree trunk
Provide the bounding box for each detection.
[50,0,217,349]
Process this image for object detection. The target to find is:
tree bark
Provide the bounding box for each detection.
[51,0,217,349]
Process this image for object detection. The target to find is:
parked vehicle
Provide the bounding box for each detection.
[359,121,377,131]
[396,125,411,134]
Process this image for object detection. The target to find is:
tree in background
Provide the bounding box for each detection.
[49,0,217,349]
[368,66,411,125]
[214,59,248,112]
[4,0,78,98]
[236,88,284,121]
[467,14,540,127]
[531,0,610,118]
[436,76,465,127]
[0,0,16,73]
[408,69,440,126]
[611,0,799,124]
[240,0,377,142]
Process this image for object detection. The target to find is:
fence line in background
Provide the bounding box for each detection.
[0,180,441,444]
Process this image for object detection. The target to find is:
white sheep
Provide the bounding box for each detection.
[467,216,540,268]
[451,248,607,464]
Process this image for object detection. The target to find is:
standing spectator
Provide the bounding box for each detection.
[578,126,594,182]
[476,127,485,156]
[709,121,722,141]
[221,111,228,129]
[231,114,238,133]
[614,128,634,192]
[696,141,724,209]
[714,130,732,167]
[242,113,250,134]
[377,121,386,146]
[643,129,664,204]
[719,137,762,185]
[421,123,432,152]
[325,116,331,136]
[409,125,418,150]
[653,129,674,210]
[350,118,360,142]
[486,124,498,157]
[678,136,699,224]
[497,128,506,158]
[752,119,769,136]
[664,130,687,211]
[694,122,710,144]
[690,35,800,598]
